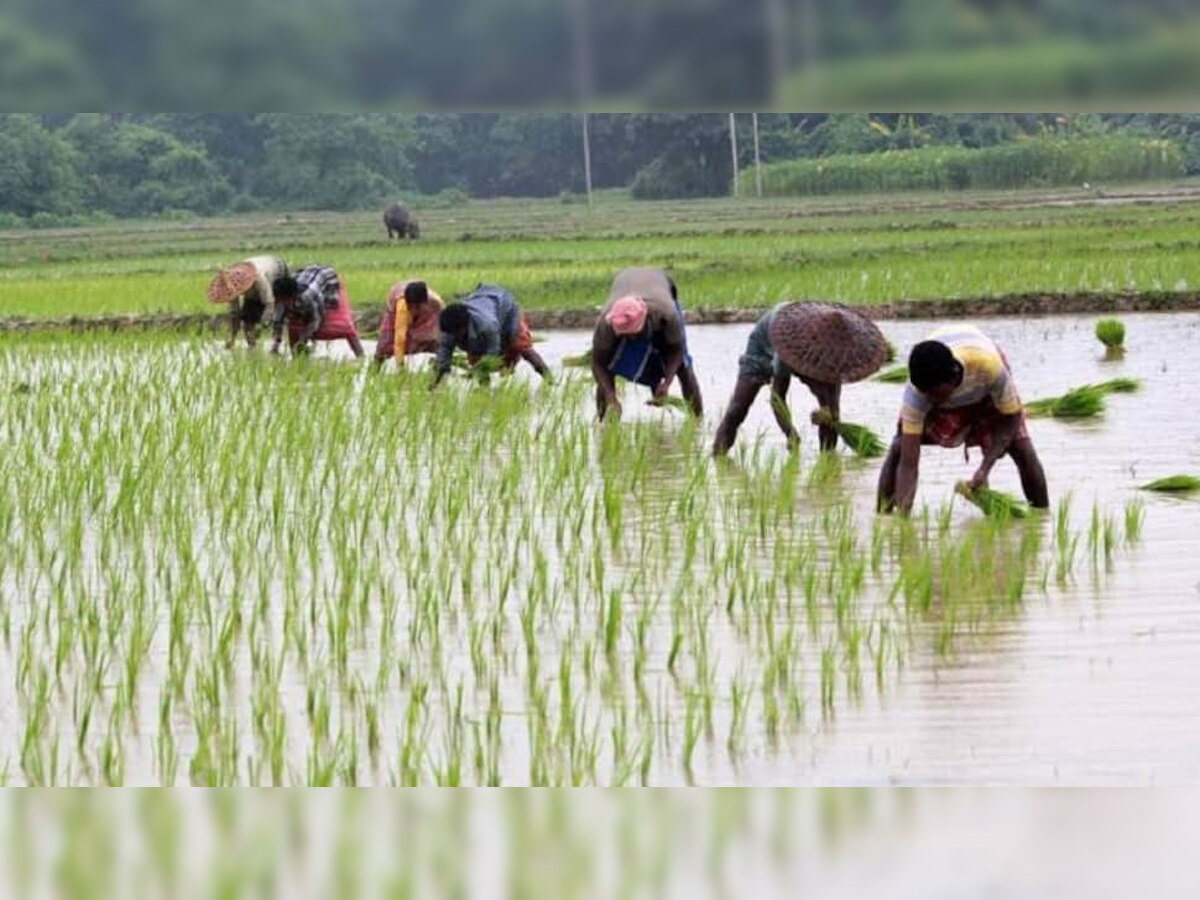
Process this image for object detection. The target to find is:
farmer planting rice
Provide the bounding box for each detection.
[207,255,289,349]
[877,324,1049,515]
[591,267,702,421]
[270,265,366,358]
[712,301,889,456]
[373,280,445,369]
[431,284,550,387]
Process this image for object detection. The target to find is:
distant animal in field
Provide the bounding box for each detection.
[384,202,420,240]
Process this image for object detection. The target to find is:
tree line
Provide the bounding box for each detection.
[2,113,1198,225]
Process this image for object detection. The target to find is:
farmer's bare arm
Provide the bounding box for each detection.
[522,347,551,379]
[969,413,1021,489]
[591,332,620,407]
[894,433,922,515]
[654,345,684,399]
[769,367,800,446]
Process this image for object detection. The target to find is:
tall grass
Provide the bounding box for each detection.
[746,137,1184,198]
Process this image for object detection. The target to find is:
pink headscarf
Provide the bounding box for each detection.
[606,296,648,336]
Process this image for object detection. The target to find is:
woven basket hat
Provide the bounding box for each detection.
[768,301,889,384]
[206,262,258,304]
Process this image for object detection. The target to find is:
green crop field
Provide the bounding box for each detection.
[2,185,1199,323]
[0,332,1142,785]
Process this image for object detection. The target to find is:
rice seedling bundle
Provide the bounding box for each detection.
[954,481,1031,519]
[810,408,886,458]
[1024,385,1106,419]
[1138,475,1200,493]
[1086,377,1140,395]
[873,364,909,384]
[1095,318,1126,349]
[561,351,593,368]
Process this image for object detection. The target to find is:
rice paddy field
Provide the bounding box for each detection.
[3,188,1200,789]
[2,184,1200,322]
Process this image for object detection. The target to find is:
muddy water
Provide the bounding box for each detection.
[508,312,1200,785]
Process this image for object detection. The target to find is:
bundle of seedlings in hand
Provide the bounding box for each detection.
[954,481,1031,519]
[645,395,691,412]
[811,408,886,458]
[1095,318,1126,350]
[1138,475,1200,494]
[873,364,909,384]
[1023,385,1106,419]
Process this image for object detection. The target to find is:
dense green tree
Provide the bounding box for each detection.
[0,114,82,216]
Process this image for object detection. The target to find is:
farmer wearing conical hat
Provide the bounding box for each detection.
[591,267,703,421]
[270,265,366,358]
[713,302,888,456]
[207,255,289,349]
[876,324,1048,515]
[373,280,445,369]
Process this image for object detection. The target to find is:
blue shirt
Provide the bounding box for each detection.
[435,285,521,375]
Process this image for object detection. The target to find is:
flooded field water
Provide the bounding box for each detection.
[2,312,1199,785]
[541,311,1200,784]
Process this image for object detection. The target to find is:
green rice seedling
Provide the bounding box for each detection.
[872,364,909,384]
[1024,385,1106,419]
[1095,318,1125,349]
[1123,499,1145,544]
[1087,377,1141,395]
[561,351,593,368]
[954,481,1030,519]
[810,409,886,458]
[1138,474,1200,493]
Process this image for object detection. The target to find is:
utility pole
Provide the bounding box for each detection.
[571,0,594,207]
[582,114,594,208]
[752,112,763,197]
[728,113,739,197]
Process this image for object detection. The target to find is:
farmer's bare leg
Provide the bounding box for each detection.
[678,364,703,417]
[1008,438,1049,508]
[712,376,764,456]
[244,321,259,348]
[347,335,366,358]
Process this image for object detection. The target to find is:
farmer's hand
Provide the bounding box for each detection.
[651,380,669,402]
[968,468,989,491]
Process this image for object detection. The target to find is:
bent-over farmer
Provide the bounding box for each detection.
[207,255,289,349]
[877,323,1049,515]
[373,280,445,369]
[591,267,702,421]
[713,301,889,455]
[270,265,365,358]
[431,284,550,387]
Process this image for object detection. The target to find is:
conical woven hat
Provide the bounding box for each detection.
[768,302,889,384]
[206,262,257,304]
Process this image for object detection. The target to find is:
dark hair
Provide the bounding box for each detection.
[272,275,299,299]
[439,304,470,334]
[404,281,429,304]
[908,340,962,393]
[666,276,678,300]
